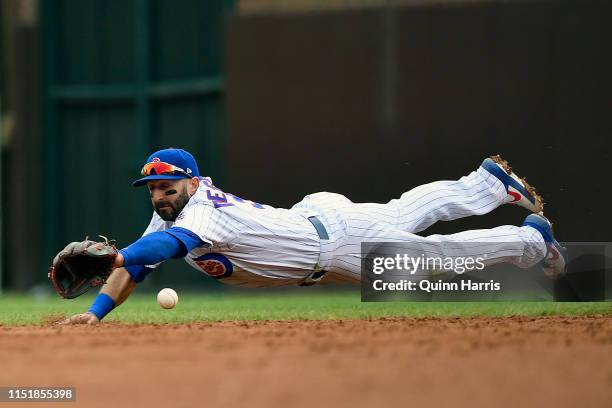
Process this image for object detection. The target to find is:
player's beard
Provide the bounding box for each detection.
[154,186,191,222]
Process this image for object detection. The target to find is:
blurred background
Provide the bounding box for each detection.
[0,0,610,294]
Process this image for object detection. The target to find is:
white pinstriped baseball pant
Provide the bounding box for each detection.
[293,166,547,282]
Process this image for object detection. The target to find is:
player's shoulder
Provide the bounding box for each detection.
[189,188,216,207]
[190,177,225,205]
[176,183,217,220]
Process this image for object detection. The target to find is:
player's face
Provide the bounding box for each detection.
[147,179,193,221]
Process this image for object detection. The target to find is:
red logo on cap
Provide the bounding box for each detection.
[151,157,160,163]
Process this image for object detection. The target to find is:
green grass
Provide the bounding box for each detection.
[0,291,610,326]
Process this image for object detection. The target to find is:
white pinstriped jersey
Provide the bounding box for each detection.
[142,177,322,287]
[142,166,548,287]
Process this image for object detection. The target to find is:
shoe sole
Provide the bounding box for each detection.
[490,154,545,214]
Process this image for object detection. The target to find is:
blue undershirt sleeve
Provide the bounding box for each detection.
[125,265,151,283]
[119,228,206,268]
[164,227,206,252]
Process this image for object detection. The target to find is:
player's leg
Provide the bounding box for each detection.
[355,155,543,234]
[323,213,560,282]
[342,166,503,235]
[392,164,506,233]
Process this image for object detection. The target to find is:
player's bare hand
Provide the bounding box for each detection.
[58,312,100,325]
[112,252,124,269]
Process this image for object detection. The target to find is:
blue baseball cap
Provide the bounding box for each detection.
[132,148,200,187]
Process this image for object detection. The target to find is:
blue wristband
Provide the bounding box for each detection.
[88,293,115,320]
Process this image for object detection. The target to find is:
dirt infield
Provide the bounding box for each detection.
[0,316,610,408]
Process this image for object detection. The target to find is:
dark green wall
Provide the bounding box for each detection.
[34,0,233,290]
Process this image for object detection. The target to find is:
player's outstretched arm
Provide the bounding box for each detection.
[60,228,202,325]
[60,266,135,325]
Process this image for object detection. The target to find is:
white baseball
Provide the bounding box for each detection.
[157,288,178,309]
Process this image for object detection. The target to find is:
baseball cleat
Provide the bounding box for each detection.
[522,213,567,279]
[481,155,544,213]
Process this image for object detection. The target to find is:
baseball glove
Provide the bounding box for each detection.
[48,236,118,299]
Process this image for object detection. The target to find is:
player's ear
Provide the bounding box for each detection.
[188,177,199,196]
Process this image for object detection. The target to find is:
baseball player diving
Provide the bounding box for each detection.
[52,148,566,324]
